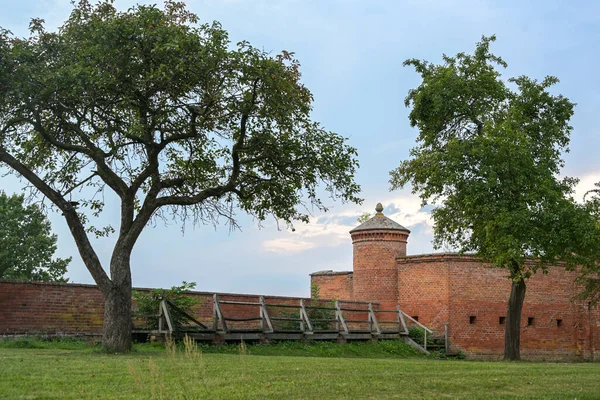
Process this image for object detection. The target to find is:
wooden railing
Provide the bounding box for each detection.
[155,294,442,353]
[400,311,433,352]
[158,295,418,336]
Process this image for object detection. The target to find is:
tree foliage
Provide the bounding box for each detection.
[0,191,70,282]
[132,281,200,331]
[575,184,600,305]
[0,1,361,352]
[390,35,596,360]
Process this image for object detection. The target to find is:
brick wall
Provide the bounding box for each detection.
[394,254,600,361]
[396,255,450,329]
[0,280,327,337]
[0,280,105,336]
[310,271,353,300]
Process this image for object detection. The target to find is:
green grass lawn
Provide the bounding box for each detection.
[0,339,599,399]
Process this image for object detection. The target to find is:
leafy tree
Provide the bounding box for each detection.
[0,1,360,352]
[390,36,594,360]
[575,184,600,305]
[0,191,70,281]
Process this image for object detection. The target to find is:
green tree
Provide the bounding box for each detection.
[0,191,70,282]
[576,183,600,305]
[0,1,361,352]
[391,36,593,360]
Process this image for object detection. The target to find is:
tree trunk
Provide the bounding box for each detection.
[504,277,526,361]
[102,282,132,352]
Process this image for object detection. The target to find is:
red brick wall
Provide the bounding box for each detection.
[310,272,353,300]
[394,255,600,361]
[0,280,326,337]
[396,255,449,329]
[0,281,105,336]
[446,259,600,360]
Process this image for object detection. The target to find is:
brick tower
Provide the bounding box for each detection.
[350,203,410,305]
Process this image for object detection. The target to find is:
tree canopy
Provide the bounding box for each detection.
[0,191,70,282]
[0,0,361,352]
[390,35,596,360]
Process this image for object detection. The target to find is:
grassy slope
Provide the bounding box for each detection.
[0,341,599,399]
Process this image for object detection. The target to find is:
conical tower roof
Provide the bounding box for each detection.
[350,203,410,234]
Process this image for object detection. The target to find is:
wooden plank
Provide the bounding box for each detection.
[212,296,218,331]
[304,305,337,311]
[213,294,228,333]
[218,300,261,306]
[223,317,262,322]
[300,299,313,333]
[160,299,174,333]
[259,296,274,333]
[397,305,409,335]
[224,333,262,341]
[270,317,303,322]
[165,299,208,329]
[401,311,433,333]
[158,299,164,333]
[264,303,300,309]
[341,333,372,340]
[266,333,304,340]
[368,303,381,334]
[336,301,349,334]
[310,333,339,340]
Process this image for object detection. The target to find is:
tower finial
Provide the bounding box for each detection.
[375,203,384,214]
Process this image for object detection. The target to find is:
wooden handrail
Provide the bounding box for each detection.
[154,292,436,348]
[401,312,433,333]
[218,300,261,306]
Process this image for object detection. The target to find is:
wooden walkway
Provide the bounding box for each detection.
[146,294,437,352]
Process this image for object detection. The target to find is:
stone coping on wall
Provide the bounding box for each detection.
[396,252,569,267]
[309,270,353,276]
[0,279,372,304]
[396,252,482,264]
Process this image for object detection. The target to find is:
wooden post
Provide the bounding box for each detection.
[397,305,409,334]
[299,300,305,332]
[212,294,218,331]
[259,296,273,333]
[368,303,381,334]
[158,297,164,333]
[424,329,428,352]
[213,294,228,332]
[336,301,349,334]
[160,299,174,333]
[300,299,313,333]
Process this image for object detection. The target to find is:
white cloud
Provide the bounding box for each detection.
[574,172,600,202]
[262,237,317,254]
[260,191,434,255]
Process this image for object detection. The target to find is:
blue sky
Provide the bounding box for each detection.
[1,0,599,297]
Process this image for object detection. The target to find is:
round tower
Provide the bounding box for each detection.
[350,203,410,303]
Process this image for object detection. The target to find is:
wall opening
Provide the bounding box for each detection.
[556,319,563,328]
[528,317,535,326]
[499,316,506,325]
[469,316,476,324]
[412,316,419,322]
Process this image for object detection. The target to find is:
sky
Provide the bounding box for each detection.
[1,0,599,297]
